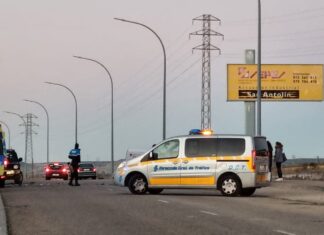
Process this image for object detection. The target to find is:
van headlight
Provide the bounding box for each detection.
[117,161,126,169]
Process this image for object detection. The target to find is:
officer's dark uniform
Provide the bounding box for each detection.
[68,143,81,186]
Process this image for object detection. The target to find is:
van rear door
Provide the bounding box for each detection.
[253,137,271,185]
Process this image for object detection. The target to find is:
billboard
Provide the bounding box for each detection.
[227,64,323,101]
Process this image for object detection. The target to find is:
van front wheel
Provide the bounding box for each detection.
[14,172,23,185]
[128,174,148,195]
[220,175,241,196]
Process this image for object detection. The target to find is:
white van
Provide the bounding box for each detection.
[114,131,270,196]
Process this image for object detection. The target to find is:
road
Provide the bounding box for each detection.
[1,179,323,235]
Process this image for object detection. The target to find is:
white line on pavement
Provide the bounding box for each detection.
[158,200,169,204]
[274,230,296,235]
[200,210,219,216]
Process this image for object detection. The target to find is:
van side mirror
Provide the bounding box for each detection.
[149,152,158,160]
[18,158,23,162]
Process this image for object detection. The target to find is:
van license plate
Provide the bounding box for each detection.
[53,174,59,176]
[259,165,267,172]
[7,170,15,175]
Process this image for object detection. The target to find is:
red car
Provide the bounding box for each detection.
[45,163,69,180]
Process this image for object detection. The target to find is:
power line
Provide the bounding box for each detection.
[114,56,202,122]
[225,6,324,26]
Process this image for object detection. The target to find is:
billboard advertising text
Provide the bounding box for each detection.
[227,64,323,101]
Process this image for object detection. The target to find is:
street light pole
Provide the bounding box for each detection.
[24,99,50,164]
[4,111,27,178]
[45,82,78,145]
[0,121,11,149]
[73,56,115,174]
[114,17,167,140]
[257,0,262,136]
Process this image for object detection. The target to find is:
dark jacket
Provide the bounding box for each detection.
[69,148,80,167]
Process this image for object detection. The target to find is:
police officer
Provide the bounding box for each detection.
[68,143,81,186]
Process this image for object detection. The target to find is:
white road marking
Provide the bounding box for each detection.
[274,230,296,235]
[158,200,169,204]
[200,210,219,216]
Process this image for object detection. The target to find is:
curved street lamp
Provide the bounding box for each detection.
[45,82,78,145]
[0,121,11,149]
[24,99,50,164]
[73,56,115,174]
[4,111,27,178]
[114,17,167,140]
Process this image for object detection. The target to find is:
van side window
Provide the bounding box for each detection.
[217,138,245,156]
[185,138,245,157]
[152,140,179,160]
[185,138,218,157]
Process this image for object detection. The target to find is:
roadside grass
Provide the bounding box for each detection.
[280,163,324,180]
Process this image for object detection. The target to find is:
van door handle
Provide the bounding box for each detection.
[182,160,189,164]
[172,161,179,165]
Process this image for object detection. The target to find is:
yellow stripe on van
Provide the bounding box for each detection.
[149,177,215,186]
[127,163,138,168]
[149,178,180,185]
[181,176,215,185]
[0,166,3,176]
[246,159,254,172]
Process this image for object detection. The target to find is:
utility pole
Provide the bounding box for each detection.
[245,49,256,137]
[257,0,262,136]
[24,113,38,178]
[190,14,223,130]
[24,99,50,164]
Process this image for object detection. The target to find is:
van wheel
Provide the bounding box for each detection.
[240,187,256,197]
[220,175,241,196]
[148,188,163,194]
[14,172,23,186]
[128,174,148,195]
[0,180,4,188]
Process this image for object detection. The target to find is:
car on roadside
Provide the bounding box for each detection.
[45,162,69,180]
[4,149,23,185]
[78,163,96,180]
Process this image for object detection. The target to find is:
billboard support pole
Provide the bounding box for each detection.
[244,49,256,137]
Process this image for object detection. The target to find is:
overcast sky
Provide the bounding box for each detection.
[1,0,324,164]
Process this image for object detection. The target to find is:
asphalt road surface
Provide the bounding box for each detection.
[1,179,323,235]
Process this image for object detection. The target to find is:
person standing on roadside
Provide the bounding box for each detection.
[68,143,81,186]
[267,141,273,179]
[274,141,286,181]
